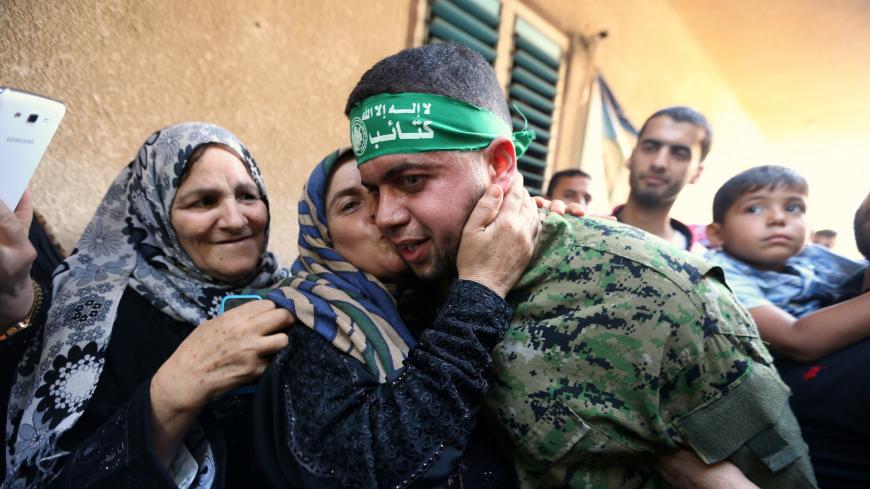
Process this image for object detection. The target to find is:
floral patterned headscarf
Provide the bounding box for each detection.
[4,122,288,486]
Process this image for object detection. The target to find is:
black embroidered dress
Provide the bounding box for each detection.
[254,280,517,489]
[48,280,517,489]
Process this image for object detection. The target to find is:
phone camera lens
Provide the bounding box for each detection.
[27,114,38,123]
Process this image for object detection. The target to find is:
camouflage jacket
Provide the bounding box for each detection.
[486,212,817,489]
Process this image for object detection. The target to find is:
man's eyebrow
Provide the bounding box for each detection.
[639,137,663,145]
[381,161,436,182]
[640,137,691,153]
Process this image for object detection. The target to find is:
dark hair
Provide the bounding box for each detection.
[813,229,837,239]
[546,169,591,198]
[854,192,870,260]
[638,106,713,161]
[712,165,808,223]
[345,43,511,127]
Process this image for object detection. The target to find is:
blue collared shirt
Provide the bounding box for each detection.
[706,244,867,318]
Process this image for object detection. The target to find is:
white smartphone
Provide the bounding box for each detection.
[0,87,66,210]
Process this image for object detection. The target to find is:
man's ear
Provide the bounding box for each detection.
[484,137,517,193]
[689,161,705,185]
[706,222,724,248]
[624,150,636,171]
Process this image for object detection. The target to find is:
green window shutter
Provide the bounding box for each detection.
[509,18,562,195]
[427,0,501,63]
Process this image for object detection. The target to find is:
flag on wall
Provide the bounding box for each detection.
[578,74,638,212]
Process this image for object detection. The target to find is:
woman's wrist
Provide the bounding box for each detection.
[457,273,510,298]
[149,368,204,468]
[150,362,205,416]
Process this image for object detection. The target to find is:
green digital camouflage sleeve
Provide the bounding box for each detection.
[661,274,818,488]
[488,214,818,488]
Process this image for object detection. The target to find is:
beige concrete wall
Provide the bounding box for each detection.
[527,0,774,225]
[1,0,413,262]
[672,0,870,257]
[7,0,841,260]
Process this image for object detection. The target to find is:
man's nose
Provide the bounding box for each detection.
[375,190,410,234]
[650,147,670,169]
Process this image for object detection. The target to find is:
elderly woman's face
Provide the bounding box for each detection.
[326,158,408,280]
[170,146,267,283]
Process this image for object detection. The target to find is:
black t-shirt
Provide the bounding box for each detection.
[777,337,870,489]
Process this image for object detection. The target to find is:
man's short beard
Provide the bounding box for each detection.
[421,152,487,282]
[425,232,459,282]
[629,175,681,209]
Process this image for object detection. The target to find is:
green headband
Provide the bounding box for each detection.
[349,92,535,165]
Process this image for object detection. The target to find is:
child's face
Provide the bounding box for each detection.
[708,185,808,271]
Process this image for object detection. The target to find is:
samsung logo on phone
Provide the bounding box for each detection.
[6,136,35,144]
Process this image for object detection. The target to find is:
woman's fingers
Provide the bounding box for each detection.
[521,188,542,243]
[163,300,294,402]
[251,307,295,334]
[256,332,290,357]
[223,297,277,318]
[499,171,526,215]
[463,184,503,232]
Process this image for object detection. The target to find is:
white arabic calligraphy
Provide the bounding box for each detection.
[369,119,434,146]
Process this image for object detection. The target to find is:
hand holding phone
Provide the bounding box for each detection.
[218,294,273,396]
[0,87,66,210]
[219,294,264,314]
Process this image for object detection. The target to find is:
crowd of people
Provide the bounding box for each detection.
[1,42,867,489]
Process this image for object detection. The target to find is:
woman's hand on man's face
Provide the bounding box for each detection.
[456,173,540,298]
[152,299,293,413]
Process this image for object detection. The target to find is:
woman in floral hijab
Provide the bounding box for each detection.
[4,123,289,488]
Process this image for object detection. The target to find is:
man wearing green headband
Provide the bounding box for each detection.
[348,43,816,488]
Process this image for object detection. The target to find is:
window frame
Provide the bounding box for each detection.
[411,0,573,194]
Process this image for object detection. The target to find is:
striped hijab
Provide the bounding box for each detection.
[263,150,415,381]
